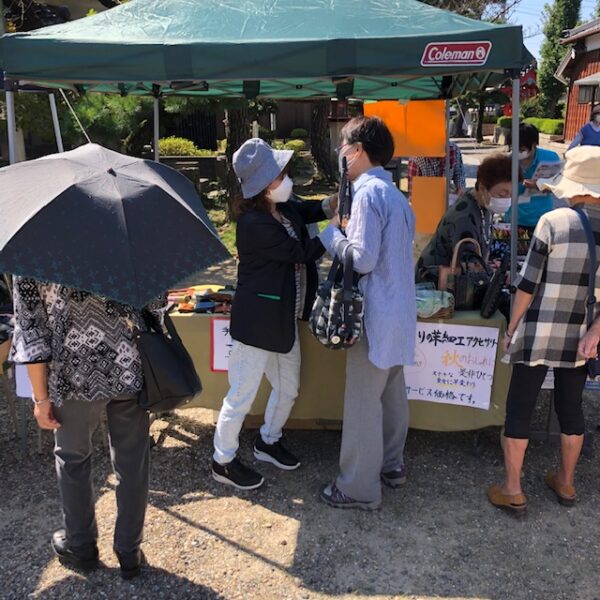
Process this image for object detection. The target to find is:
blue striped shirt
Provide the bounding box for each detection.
[319,167,416,369]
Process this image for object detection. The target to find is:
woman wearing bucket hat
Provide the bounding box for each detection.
[488,146,600,516]
[211,138,335,490]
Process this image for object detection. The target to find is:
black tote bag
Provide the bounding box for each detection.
[133,309,202,412]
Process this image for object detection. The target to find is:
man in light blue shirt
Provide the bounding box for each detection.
[318,116,416,510]
[504,123,562,228]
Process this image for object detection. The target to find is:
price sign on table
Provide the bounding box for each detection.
[404,322,500,411]
[211,317,232,372]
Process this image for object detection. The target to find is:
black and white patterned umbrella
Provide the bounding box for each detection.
[0,144,230,307]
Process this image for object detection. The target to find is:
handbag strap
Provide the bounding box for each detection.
[451,237,482,272]
[338,156,353,235]
[341,249,355,331]
[572,206,597,329]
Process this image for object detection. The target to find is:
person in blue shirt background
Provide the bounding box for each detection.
[504,123,562,229]
[568,104,600,150]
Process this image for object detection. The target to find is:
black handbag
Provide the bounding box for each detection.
[132,308,202,412]
[309,250,364,350]
[480,253,510,319]
[309,155,363,350]
[572,206,600,379]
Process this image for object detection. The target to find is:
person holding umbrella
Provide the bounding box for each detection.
[1,144,229,578]
[211,138,334,490]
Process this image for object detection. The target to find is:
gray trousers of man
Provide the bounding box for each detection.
[53,396,149,555]
[336,334,409,504]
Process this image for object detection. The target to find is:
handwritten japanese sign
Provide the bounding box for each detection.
[404,322,500,410]
[211,317,233,372]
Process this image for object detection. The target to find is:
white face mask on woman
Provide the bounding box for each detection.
[518,150,531,161]
[268,175,293,204]
[489,196,512,214]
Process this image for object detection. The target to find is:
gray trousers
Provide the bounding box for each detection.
[336,334,409,503]
[53,396,149,555]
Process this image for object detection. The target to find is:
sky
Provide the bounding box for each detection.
[511,0,598,60]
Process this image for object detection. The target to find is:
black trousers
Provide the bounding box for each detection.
[504,364,587,439]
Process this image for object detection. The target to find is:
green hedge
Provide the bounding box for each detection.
[524,117,564,135]
[495,117,564,136]
[283,139,306,152]
[290,127,308,139]
[158,136,216,156]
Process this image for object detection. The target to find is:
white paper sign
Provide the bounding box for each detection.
[404,322,500,411]
[211,317,233,372]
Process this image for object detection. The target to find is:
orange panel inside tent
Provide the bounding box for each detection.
[411,176,446,234]
[364,100,446,158]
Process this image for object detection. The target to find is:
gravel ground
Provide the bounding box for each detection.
[1,389,600,600]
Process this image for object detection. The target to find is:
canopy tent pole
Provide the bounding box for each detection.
[48,93,64,153]
[5,80,18,164]
[510,73,520,289]
[445,100,450,208]
[153,95,160,162]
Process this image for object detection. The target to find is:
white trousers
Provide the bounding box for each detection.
[213,335,301,464]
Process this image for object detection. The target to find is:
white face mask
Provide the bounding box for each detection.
[593,114,600,124]
[518,150,530,161]
[338,145,358,176]
[489,196,512,214]
[268,175,293,204]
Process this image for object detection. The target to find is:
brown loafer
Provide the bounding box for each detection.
[545,472,576,507]
[486,484,527,517]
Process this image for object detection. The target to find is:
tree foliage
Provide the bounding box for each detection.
[419,0,508,20]
[538,0,581,118]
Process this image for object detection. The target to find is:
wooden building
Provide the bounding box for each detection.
[556,18,600,143]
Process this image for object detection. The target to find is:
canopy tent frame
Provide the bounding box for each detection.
[1,0,527,283]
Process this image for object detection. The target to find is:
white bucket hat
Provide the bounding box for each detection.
[537,146,600,199]
[232,138,294,199]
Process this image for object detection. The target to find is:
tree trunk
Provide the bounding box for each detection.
[224,106,250,219]
[310,100,336,183]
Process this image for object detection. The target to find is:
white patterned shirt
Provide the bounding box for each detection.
[10,277,165,405]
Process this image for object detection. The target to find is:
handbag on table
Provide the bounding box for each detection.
[438,237,491,311]
[572,206,600,378]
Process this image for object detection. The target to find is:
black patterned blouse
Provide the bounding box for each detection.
[10,277,166,405]
[416,190,492,274]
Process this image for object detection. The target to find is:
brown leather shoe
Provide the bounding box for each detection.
[545,472,576,507]
[486,484,528,517]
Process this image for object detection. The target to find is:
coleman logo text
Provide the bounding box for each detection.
[421,41,492,67]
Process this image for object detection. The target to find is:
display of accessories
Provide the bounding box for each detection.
[168,284,235,315]
[489,224,531,259]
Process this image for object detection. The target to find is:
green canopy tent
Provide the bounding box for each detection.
[0,0,532,277]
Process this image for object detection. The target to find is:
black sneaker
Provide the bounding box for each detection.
[212,457,264,490]
[381,465,407,489]
[253,436,301,470]
[51,529,99,571]
[115,548,146,580]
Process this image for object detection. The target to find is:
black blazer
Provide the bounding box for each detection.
[230,199,326,353]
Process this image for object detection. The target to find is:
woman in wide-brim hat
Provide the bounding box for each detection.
[211,138,335,491]
[488,146,600,516]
